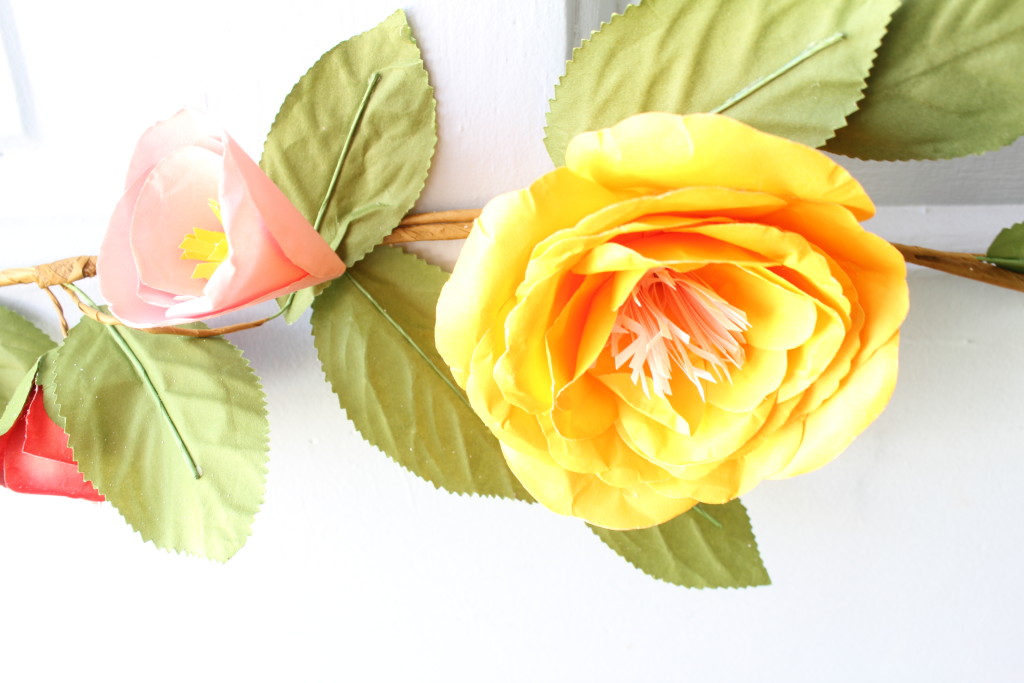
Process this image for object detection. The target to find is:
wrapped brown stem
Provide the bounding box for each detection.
[891,243,1024,294]
[2,215,1023,337]
[0,255,96,288]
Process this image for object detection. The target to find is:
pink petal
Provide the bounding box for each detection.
[130,146,221,299]
[125,108,224,188]
[98,173,176,327]
[225,135,347,280]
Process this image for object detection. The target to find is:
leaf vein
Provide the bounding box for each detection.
[346,270,473,412]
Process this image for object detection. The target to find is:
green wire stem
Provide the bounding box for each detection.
[67,284,202,480]
[711,32,845,114]
[345,272,474,413]
[279,71,383,317]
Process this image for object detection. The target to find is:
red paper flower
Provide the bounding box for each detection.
[0,387,103,501]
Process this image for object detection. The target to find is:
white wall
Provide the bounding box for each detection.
[2,2,1024,681]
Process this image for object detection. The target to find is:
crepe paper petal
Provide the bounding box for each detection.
[502,439,695,530]
[545,0,899,164]
[51,315,268,561]
[312,245,533,502]
[436,113,907,531]
[436,168,620,389]
[826,0,1024,160]
[590,500,770,589]
[0,387,103,501]
[262,9,436,322]
[567,112,875,220]
[981,222,1024,274]
[97,108,346,328]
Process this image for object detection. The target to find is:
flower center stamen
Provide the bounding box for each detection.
[609,269,749,398]
[179,199,227,279]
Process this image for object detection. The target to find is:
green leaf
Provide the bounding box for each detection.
[0,363,38,435]
[590,500,770,588]
[981,222,1024,273]
[38,345,61,424]
[261,9,436,321]
[545,0,898,165]
[51,317,269,561]
[0,307,55,431]
[827,0,1024,160]
[311,245,533,502]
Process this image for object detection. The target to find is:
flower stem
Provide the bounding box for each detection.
[5,216,1024,311]
[313,71,383,240]
[693,504,723,529]
[278,71,383,318]
[891,243,1024,293]
[345,271,474,413]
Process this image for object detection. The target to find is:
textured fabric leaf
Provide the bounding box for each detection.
[38,346,60,424]
[0,307,55,433]
[311,245,533,501]
[261,9,436,321]
[51,317,268,561]
[982,222,1024,273]
[590,500,770,588]
[0,363,38,435]
[545,0,897,165]
[827,0,1024,160]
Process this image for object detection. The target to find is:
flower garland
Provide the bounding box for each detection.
[1,0,1023,586]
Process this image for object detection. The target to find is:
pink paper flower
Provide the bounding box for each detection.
[0,387,103,501]
[98,108,346,327]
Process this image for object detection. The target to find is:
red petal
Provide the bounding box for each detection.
[2,388,104,501]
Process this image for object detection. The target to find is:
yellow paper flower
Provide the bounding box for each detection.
[435,113,908,530]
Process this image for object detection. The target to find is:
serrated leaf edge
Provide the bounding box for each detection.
[544,6,634,164]
[587,505,771,590]
[311,247,534,503]
[260,9,437,270]
[50,326,270,562]
[264,9,437,326]
[546,1,898,161]
[0,306,56,434]
[831,11,1024,161]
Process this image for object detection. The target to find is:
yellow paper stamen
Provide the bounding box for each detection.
[179,200,227,279]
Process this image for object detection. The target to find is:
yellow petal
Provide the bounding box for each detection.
[772,334,901,479]
[597,372,695,436]
[551,373,619,440]
[566,113,874,220]
[541,419,670,487]
[501,442,696,530]
[650,418,805,503]
[769,202,909,358]
[570,269,645,382]
[621,231,774,270]
[436,167,621,386]
[545,273,612,389]
[777,304,846,401]
[465,327,548,456]
[699,264,819,351]
[529,188,787,277]
[622,396,772,473]
[704,345,788,413]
